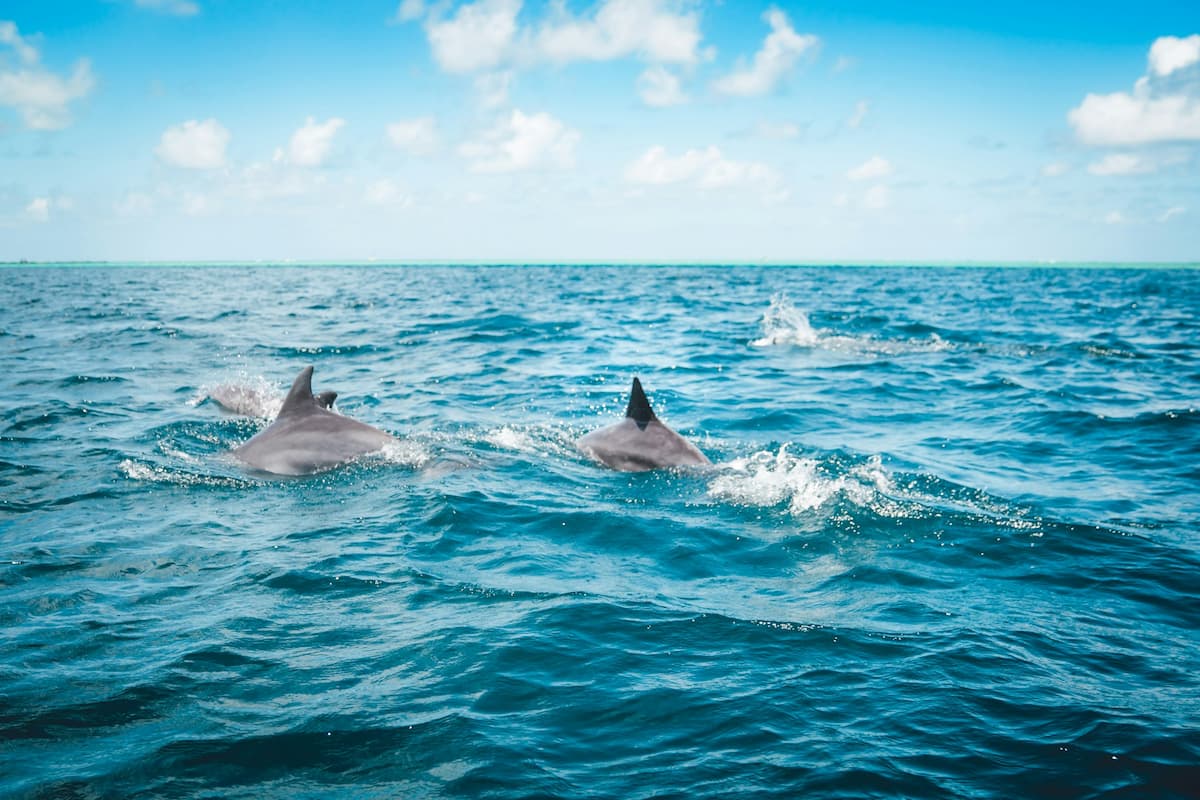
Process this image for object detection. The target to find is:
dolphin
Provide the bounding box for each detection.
[232,366,393,476]
[577,377,711,472]
[209,382,337,418]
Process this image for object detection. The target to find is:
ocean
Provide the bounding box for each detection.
[1,264,1197,798]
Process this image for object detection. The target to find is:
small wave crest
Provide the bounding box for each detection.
[707,446,897,517]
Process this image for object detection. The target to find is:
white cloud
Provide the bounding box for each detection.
[624,145,780,194]
[25,196,49,222]
[637,65,686,107]
[1087,153,1151,176]
[156,119,230,169]
[134,0,200,16]
[1104,210,1125,225]
[832,55,856,73]
[365,179,413,207]
[459,109,580,172]
[0,22,94,130]
[387,116,438,155]
[0,20,38,65]
[426,0,521,74]
[1159,206,1185,222]
[1148,34,1200,77]
[847,99,868,129]
[1041,161,1070,177]
[534,0,703,66]
[394,0,426,23]
[712,7,818,97]
[1069,36,1200,146]
[287,116,345,167]
[862,184,889,210]
[847,155,892,181]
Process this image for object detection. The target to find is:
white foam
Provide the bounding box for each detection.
[750,292,954,355]
[707,446,898,517]
[378,438,432,468]
[484,426,539,453]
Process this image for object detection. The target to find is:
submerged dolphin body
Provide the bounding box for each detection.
[577,377,711,472]
[210,382,337,418]
[233,366,392,475]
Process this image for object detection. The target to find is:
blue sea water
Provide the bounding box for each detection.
[1,264,1198,799]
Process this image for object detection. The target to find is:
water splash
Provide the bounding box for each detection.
[751,293,820,347]
[707,446,896,516]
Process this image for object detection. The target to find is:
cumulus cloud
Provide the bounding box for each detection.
[624,145,781,196]
[1087,153,1151,176]
[1104,210,1125,225]
[386,116,438,155]
[426,0,521,73]
[712,7,818,97]
[286,117,345,167]
[1041,161,1070,177]
[1148,34,1200,77]
[1069,34,1200,146]
[846,155,892,181]
[637,65,686,107]
[156,119,230,169]
[459,109,580,172]
[133,0,200,16]
[533,0,703,66]
[416,0,703,73]
[0,21,94,130]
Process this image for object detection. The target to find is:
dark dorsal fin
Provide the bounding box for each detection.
[278,366,317,416]
[315,390,337,409]
[625,376,657,431]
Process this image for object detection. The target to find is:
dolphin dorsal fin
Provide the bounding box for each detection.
[315,390,337,409]
[625,377,657,430]
[278,366,317,417]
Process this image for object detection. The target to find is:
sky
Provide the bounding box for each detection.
[0,0,1197,263]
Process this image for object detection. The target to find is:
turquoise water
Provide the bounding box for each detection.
[1,265,1198,798]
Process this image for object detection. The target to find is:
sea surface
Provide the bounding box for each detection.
[1,264,1198,799]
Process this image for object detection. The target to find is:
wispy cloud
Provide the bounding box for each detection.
[847,155,892,181]
[0,21,94,130]
[712,7,818,97]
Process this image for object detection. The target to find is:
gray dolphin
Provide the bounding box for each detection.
[209,382,337,418]
[577,377,711,472]
[232,366,393,475]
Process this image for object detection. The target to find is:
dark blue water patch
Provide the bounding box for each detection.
[2,265,1199,799]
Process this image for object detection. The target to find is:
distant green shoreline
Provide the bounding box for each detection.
[2,260,1198,269]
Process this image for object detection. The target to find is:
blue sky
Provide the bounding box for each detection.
[1,0,1197,262]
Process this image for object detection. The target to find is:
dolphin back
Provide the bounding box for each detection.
[577,377,710,471]
[232,366,395,475]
